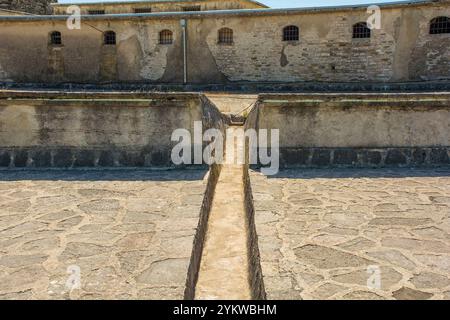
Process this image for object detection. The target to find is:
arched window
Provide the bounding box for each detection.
[283,25,299,41]
[50,31,62,45]
[104,31,116,45]
[218,28,233,44]
[159,30,173,45]
[430,16,450,34]
[353,22,371,39]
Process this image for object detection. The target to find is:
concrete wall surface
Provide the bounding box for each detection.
[247,93,450,167]
[0,90,224,167]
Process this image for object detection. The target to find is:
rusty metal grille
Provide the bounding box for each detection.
[182,6,201,11]
[218,28,233,44]
[353,22,371,39]
[88,10,105,15]
[134,8,152,13]
[50,31,62,45]
[104,31,116,45]
[283,26,299,41]
[430,16,450,34]
[159,30,173,45]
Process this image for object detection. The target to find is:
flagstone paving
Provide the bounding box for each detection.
[1,167,450,300]
[250,168,450,300]
[0,169,208,300]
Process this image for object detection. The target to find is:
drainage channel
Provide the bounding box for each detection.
[191,122,265,300]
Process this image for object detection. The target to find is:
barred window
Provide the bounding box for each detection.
[104,31,116,45]
[88,10,105,15]
[183,6,201,11]
[430,16,450,34]
[218,28,233,44]
[159,30,173,45]
[50,31,62,45]
[134,8,152,13]
[283,25,299,41]
[353,22,371,39]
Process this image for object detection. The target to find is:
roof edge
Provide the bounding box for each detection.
[0,0,442,21]
[51,0,269,9]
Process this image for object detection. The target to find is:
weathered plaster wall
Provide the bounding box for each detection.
[255,94,450,148]
[0,2,449,84]
[0,0,54,15]
[0,91,224,167]
[205,4,450,82]
[0,19,185,83]
[248,93,450,167]
[52,0,265,15]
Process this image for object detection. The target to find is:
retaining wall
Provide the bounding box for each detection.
[0,90,224,168]
[246,93,450,168]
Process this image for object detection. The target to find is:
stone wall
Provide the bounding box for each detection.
[204,3,450,83]
[0,0,54,15]
[0,91,225,168]
[247,93,450,168]
[243,161,266,300]
[0,1,449,84]
[52,0,265,15]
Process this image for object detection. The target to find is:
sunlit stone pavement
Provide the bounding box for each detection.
[0,169,207,300]
[1,167,450,300]
[251,168,450,300]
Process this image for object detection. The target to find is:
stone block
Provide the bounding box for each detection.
[0,150,11,167]
[430,148,449,164]
[74,150,96,167]
[13,150,28,168]
[412,148,428,165]
[385,149,407,166]
[281,148,310,166]
[333,149,358,165]
[150,150,168,166]
[119,151,145,167]
[365,150,382,166]
[98,150,115,167]
[32,150,52,167]
[53,149,73,168]
[311,149,331,166]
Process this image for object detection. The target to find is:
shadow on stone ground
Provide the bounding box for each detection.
[257,167,450,180]
[0,168,208,182]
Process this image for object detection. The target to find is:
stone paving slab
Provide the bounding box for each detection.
[0,169,208,300]
[250,168,450,300]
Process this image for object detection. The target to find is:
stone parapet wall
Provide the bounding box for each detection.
[277,147,450,168]
[248,93,450,168]
[243,162,266,299]
[0,91,224,168]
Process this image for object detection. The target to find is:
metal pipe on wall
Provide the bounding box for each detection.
[180,19,187,84]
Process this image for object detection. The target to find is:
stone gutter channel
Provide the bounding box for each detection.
[184,123,266,300]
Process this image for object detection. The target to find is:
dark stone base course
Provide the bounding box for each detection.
[0,148,175,168]
[2,147,449,169]
[278,147,450,168]
[2,80,450,93]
